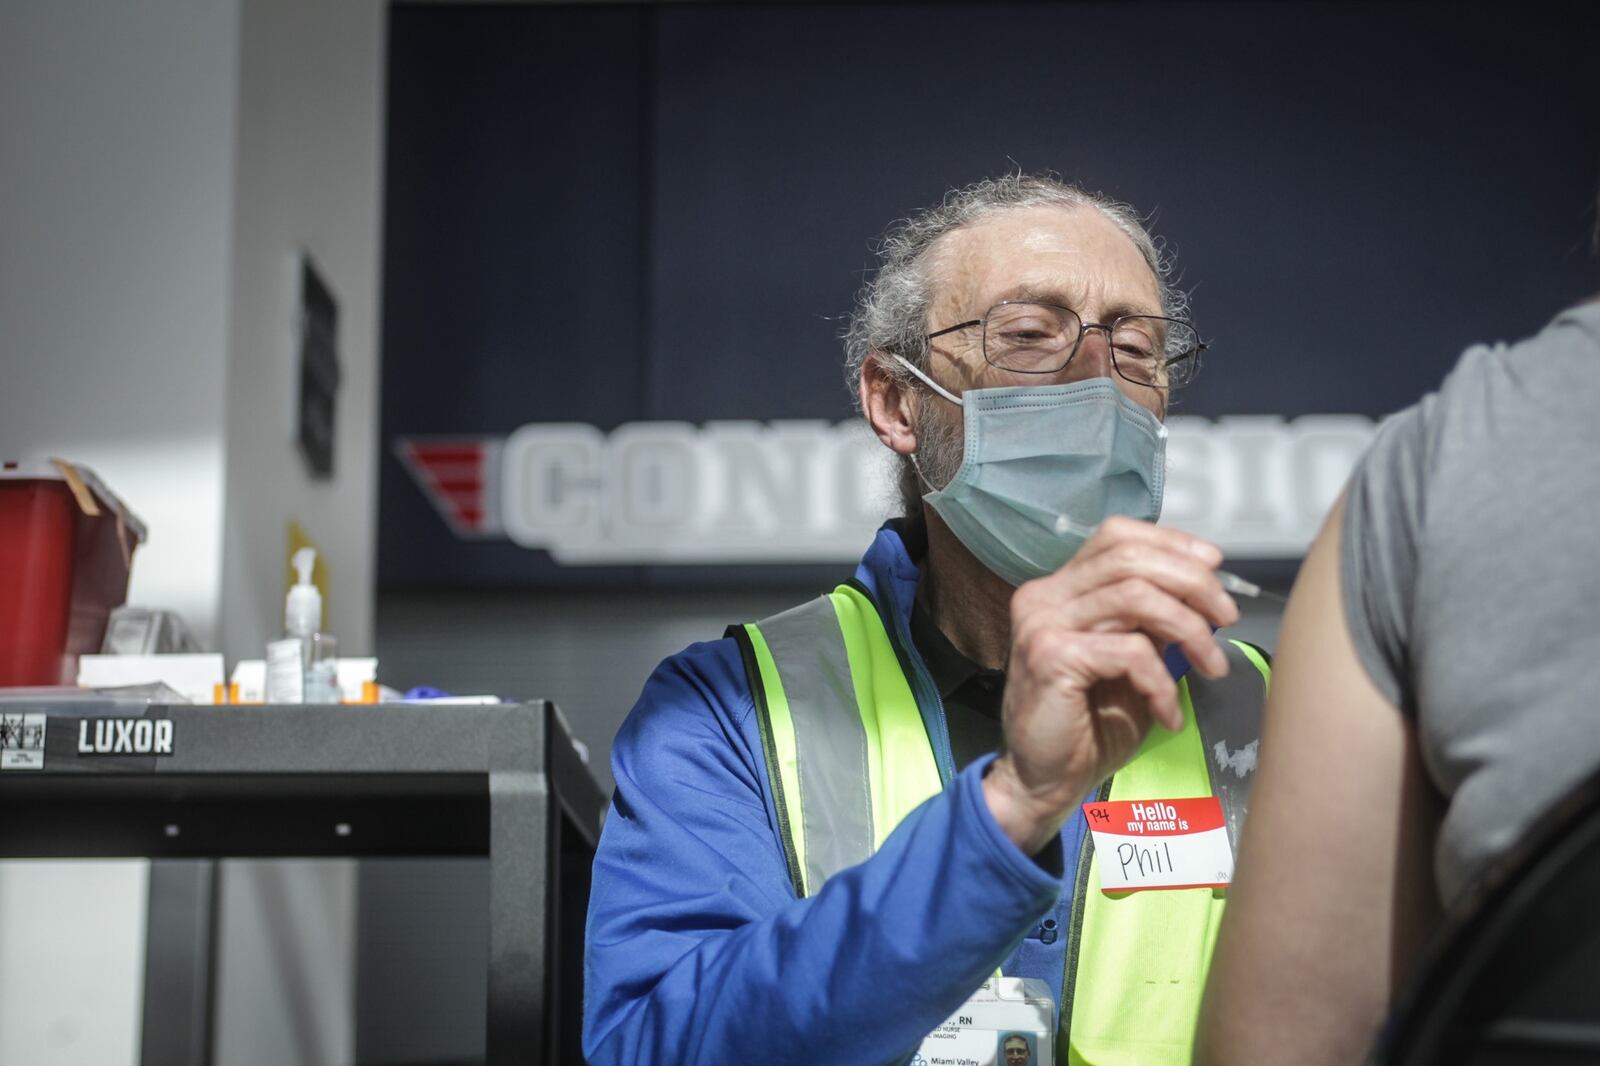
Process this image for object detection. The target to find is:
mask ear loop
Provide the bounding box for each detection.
[892,353,963,407]
[908,451,941,495]
[890,353,963,494]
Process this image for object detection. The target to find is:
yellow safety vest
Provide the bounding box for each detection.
[731,580,1270,1065]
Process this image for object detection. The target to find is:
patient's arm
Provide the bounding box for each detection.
[1195,496,1442,1066]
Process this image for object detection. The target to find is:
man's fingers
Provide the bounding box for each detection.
[1024,526,1238,630]
[1062,631,1184,733]
[1016,553,1237,664]
[1075,514,1223,568]
[1055,578,1230,678]
[1077,545,1238,627]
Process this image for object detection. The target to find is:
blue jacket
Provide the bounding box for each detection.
[584,524,1090,1065]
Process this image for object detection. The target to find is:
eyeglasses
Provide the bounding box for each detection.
[925,300,1206,391]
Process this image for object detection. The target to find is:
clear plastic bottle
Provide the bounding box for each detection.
[304,631,340,704]
[264,547,339,704]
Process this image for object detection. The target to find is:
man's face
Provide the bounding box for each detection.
[1003,1036,1031,1065]
[911,205,1168,491]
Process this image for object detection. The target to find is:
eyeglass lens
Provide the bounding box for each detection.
[982,302,1198,388]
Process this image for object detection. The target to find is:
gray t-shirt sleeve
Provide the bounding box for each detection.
[1339,399,1432,715]
[1329,301,1600,905]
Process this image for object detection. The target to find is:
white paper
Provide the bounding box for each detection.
[77,653,224,706]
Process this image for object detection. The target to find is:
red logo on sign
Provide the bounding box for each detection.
[395,437,503,537]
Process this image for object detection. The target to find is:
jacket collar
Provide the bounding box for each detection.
[851,517,925,637]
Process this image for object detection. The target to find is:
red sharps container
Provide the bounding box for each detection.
[0,459,147,686]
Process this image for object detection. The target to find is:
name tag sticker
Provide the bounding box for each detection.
[1082,796,1233,892]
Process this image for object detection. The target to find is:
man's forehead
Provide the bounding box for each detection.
[927,205,1161,317]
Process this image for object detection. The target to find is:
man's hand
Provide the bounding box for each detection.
[982,516,1241,854]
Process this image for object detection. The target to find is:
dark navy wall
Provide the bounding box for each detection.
[379,1,1600,591]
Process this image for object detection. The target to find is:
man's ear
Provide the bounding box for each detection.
[860,351,919,457]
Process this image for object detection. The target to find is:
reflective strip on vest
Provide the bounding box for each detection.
[739,585,942,897]
[741,588,1268,1065]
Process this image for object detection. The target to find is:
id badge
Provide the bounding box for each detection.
[914,975,1053,1066]
[1081,796,1233,892]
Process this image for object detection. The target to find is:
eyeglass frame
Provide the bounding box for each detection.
[923,299,1207,390]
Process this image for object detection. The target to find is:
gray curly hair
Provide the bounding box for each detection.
[843,173,1188,517]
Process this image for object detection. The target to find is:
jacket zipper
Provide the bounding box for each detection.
[904,631,955,785]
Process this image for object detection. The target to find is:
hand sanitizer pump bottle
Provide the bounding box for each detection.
[264,548,339,704]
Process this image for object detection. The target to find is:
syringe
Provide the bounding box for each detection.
[1214,570,1284,604]
[1051,515,1286,603]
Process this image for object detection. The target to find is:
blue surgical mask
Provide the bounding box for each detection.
[895,356,1167,586]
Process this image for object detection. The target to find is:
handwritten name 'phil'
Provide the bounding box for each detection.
[1118,840,1175,879]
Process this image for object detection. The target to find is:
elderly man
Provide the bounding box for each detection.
[583,175,1269,1065]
